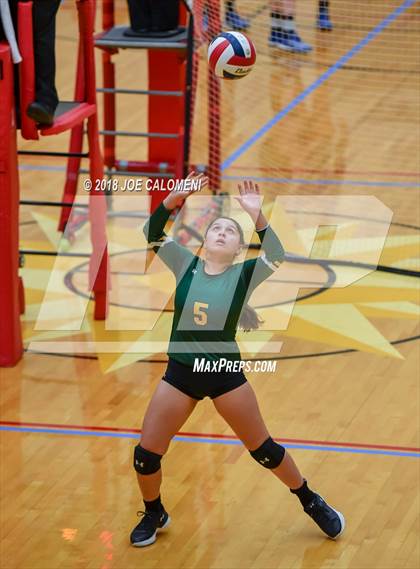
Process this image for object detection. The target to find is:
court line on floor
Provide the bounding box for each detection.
[222,0,417,170]
[1,422,418,458]
[227,166,420,178]
[18,164,419,188]
[223,175,420,188]
[18,163,420,181]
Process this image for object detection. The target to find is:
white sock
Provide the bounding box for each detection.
[280,17,296,32]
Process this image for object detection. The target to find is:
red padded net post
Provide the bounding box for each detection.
[0,44,23,366]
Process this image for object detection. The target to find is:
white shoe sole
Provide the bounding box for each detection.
[131,515,171,548]
[328,508,345,540]
[268,40,294,52]
[268,41,312,54]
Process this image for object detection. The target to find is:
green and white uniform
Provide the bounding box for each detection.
[143,202,285,368]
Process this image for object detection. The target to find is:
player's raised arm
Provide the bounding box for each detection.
[162,171,208,211]
[142,172,208,276]
[235,180,285,277]
[143,171,208,244]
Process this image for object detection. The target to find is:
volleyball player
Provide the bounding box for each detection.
[224,1,333,52]
[131,172,345,547]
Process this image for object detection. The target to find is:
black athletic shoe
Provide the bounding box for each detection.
[304,494,345,539]
[26,102,55,126]
[130,508,171,547]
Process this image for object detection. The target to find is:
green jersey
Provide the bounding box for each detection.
[143,202,285,367]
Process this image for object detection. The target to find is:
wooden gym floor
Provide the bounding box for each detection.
[1,1,419,568]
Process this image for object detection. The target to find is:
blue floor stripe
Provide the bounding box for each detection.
[0,425,136,438]
[221,0,417,171]
[223,175,420,188]
[1,425,419,458]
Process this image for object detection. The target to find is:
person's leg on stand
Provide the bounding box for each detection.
[27,0,61,125]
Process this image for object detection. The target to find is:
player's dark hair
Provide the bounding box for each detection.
[204,217,264,333]
[205,216,245,244]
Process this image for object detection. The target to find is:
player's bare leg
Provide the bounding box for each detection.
[131,381,197,547]
[213,382,345,539]
[136,381,197,499]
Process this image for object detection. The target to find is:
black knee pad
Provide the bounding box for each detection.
[133,444,162,474]
[249,437,285,469]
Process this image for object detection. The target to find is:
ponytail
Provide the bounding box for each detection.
[239,304,264,332]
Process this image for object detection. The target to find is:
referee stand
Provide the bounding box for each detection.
[0,0,108,367]
[94,0,195,212]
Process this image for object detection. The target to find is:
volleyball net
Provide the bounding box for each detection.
[188,0,419,189]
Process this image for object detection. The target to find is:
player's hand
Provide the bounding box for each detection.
[163,171,208,209]
[235,180,263,220]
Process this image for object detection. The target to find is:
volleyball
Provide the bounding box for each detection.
[208,31,256,79]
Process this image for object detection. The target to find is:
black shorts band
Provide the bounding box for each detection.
[162,358,247,400]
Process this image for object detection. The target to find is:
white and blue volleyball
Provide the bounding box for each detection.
[208,31,256,80]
